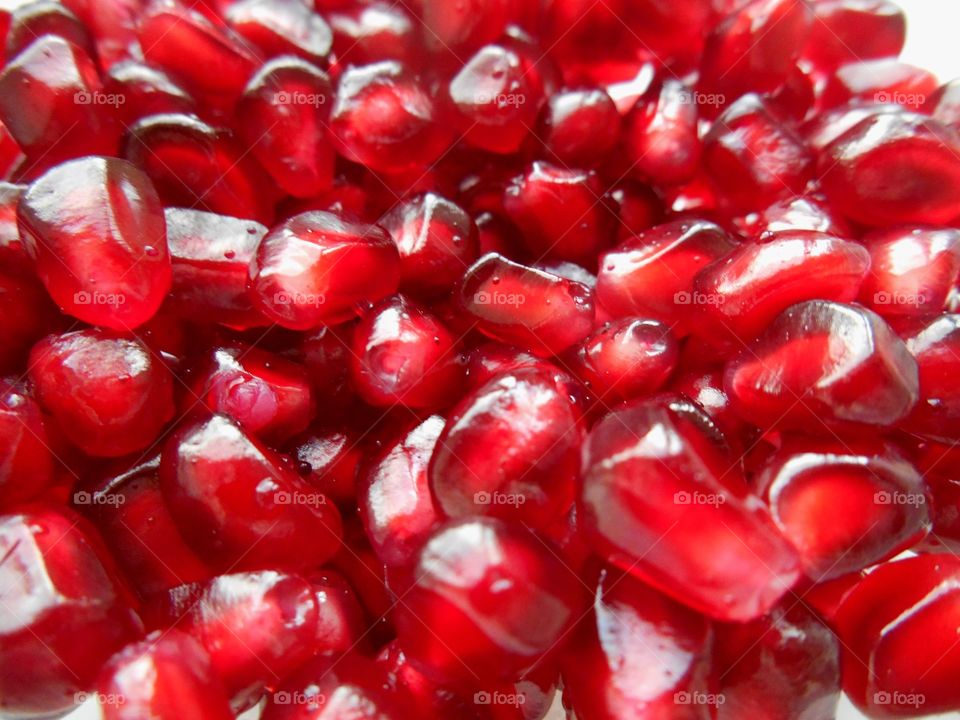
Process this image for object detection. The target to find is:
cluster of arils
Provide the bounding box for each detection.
[2,0,960,718]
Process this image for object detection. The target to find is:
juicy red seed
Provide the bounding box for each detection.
[803,0,906,71]
[607,180,663,241]
[561,568,713,719]
[421,0,521,54]
[0,270,60,374]
[503,161,615,265]
[159,414,342,571]
[103,61,197,125]
[294,427,363,505]
[0,120,22,179]
[0,379,54,507]
[540,87,621,167]
[448,43,544,155]
[625,78,701,186]
[146,570,320,711]
[668,367,748,455]
[97,631,234,720]
[125,113,275,224]
[924,474,960,554]
[165,207,269,328]
[457,253,596,357]
[822,59,939,112]
[463,341,544,391]
[724,300,920,433]
[376,640,483,718]
[735,195,850,240]
[803,100,904,153]
[755,437,931,580]
[328,2,421,68]
[330,61,450,174]
[859,227,960,319]
[430,366,582,529]
[691,231,871,351]
[0,506,142,718]
[902,314,960,442]
[29,329,175,457]
[570,317,678,402]
[249,210,400,330]
[6,0,92,59]
[580,394,801,621]
[394,517,583,686]
[300,323,355,414]
[350,295,464,410]
[307,570,369,654]
[380,192,479,297]
[225,0,333,64]
[928,78,960,133]
[703,94,815,213]
[835,555,960,716]
[818,112,960,227]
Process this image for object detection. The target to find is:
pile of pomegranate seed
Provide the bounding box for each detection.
[2,0,960,718]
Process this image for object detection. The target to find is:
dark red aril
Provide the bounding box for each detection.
[902,314,960,442]
[625,78,702,186]
[225,0,333,65]
[804,0,906,71]
[0,379,54,507]
[540,87,621,167]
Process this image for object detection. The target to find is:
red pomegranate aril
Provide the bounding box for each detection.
[607,180,662,240]
[923,474,960,554]
[625,78,701,186]
[125,113,275,224]
[307,569,369,653]
[823,59,938,112]
[97,630,234,720]
[196,344,315,443]
[330,61,450,174]
[249,210,400,330]
[703,94,814,213]
[835,554,960,716]
[6,0,92,59]
[351,295,464,410]
[160,414,342,571]
[377,640,481,719]
[804,0,906,71]
[301,322,355,413]
[859,227,960,320]
[148,570,319,710]
[691,232,871,351]
[562,567,714,720]
[927,78,960,133]
[165,207,268,328]
[236,57,334,199]
[226,0,332,64]
[755,437,931,580]
[503,161,614,265]
[0,121,22,180]
[139,0,257,112]
[394,517,583,686]
[902,314,960,442]
[540,87,620,167]
[464,341,543,391]
[59,0,142,68]
[0,379,54,507]
[699,0,813,109]
[736,195,849,240]
[819,112,960,227]
[448,43,544,155]
[0,505,142,719]
[328,1,421,68]
[81,456,213,598]
[669,367,749,456]
[294,427,362,505]
[430,366,581,529]
[458,253,595,357]
[29,329,175,457]
[0,270,60,374]
[803,100,904,153]
[421,0,526,55]
[381,192,479,297]
[714,602,841,720]
[766,64,817,122]
[581,394,800,621]
[0,36,118,173]
[596,218,737,334]
[725,301,920,433]
[18,156,171,330]
[104,61,196,126]
[570,317,678,403]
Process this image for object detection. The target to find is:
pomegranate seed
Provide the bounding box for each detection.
[927,78,960,133]
[294,427,363,505]
[147,570,320,710]
[29,329,175,457]
[607,180,662,240]
[448,43,544,155]
[818,112,960,227]
[822,59,938,112]
[767,64,817,122]
[97,630,234,720]
[581,394,800,621]
[6,0,92,59]
[755,436,931,580]
[562,567,713,719]
[835,555,960,716]
[540,87,621,167]
[60,0,144,68]
[225,0,332,64]
[0,505,142,718]
[669,367,749,453]
[803,100,904,153]
[0,270,60,374]
[421,0,523,54]
[104,61,197,125]
[0,379,54,507]
[249,210,400,330]
[596,218,737,334]
[503,161,614,265]
[625,78,702,186]
[380,192,479,297]
[165,207,268,328]
[924,474,960,554]
[735,195,850,240]
[328,2,421,68]
[803,0,906,71]
[902,314,960,442]
[457,253,595,356]
[159,414,342,570]
[330,61,450,174]
[376,640,480,718]
[0,121,22,180]
[301,323,355,414]
[714,602,841,720]
[394,517,583,686]
[307,569,369,653]
[725,301,920,433]
[463,341,543,391]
